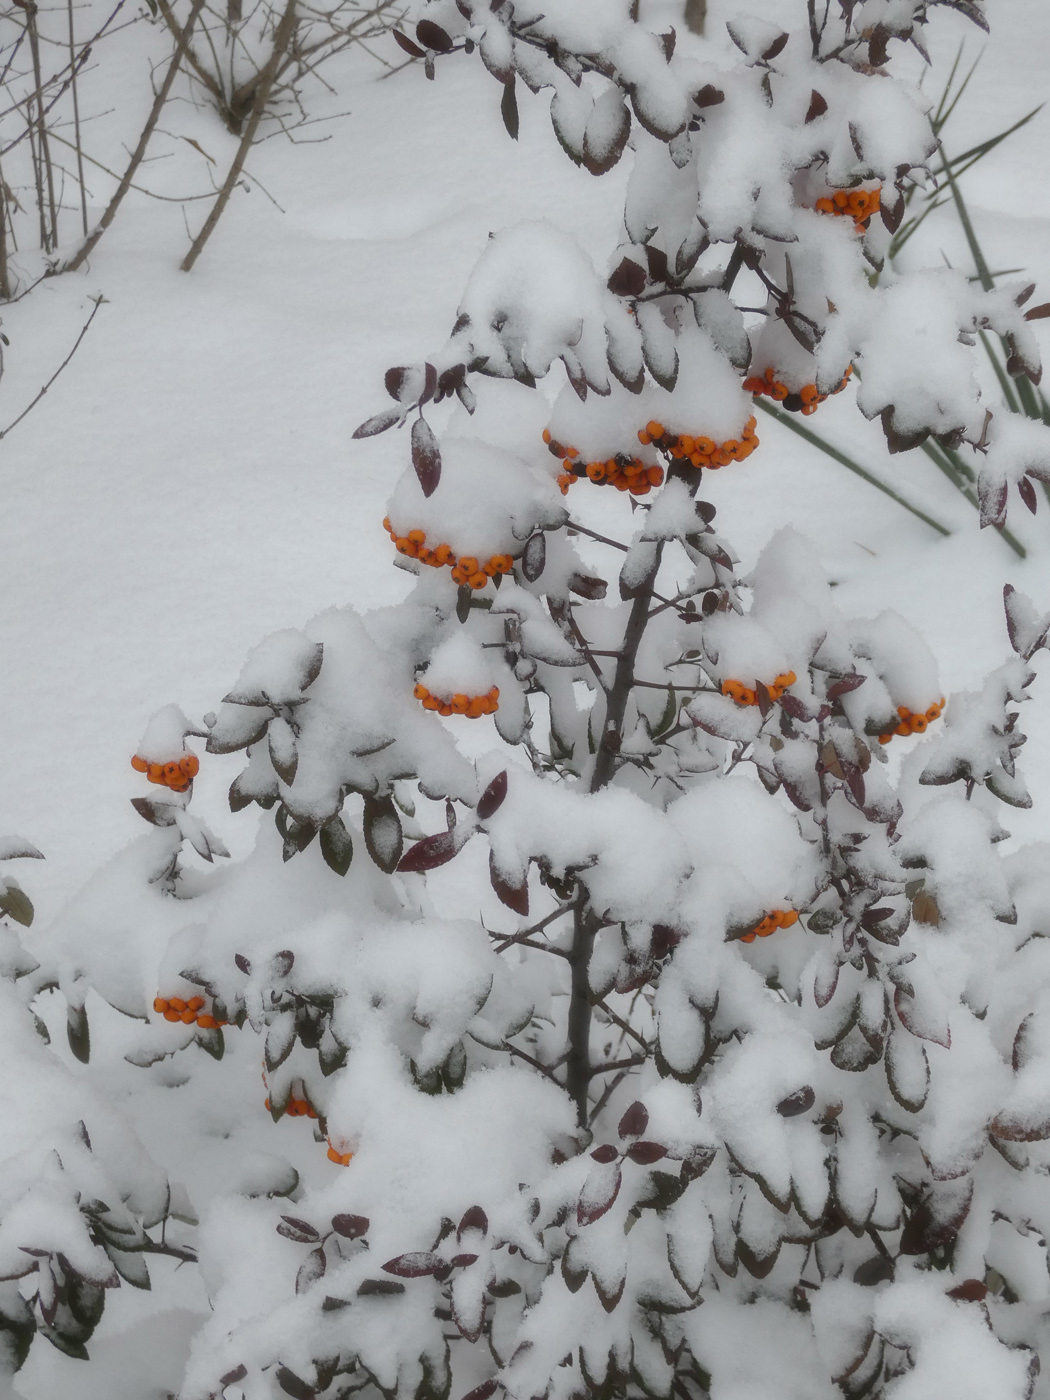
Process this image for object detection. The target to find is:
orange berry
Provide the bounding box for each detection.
[638,431,651,446]
[587,462,607,482]
[833,190,849,209]
[771,383,789,401]
[382,517,391,532]
[467,697,487,719]
[422,696,441,711]
[926,704,941,722]
[492,555,513,574]
[450,694,470,714]
[434,544,452,566]
[780,910,799,928]
[910,714,927,734]
[467,571,487,590]
[153,997,168,1014]
[542,429,552,444]
[815,197,834,213]
[646,421,664,439]
[740,932,756,944]
[196,1014,219,1029]
[647,466,665,486]
[414,683,430,700]
[408,529,426,545]
[264,1097,271,1111]
[187,996,205,1011]
[169,997,186,1013]
[147,763,164,784]
[163,1009,181,1022]
[878,734,892,746]
[743,377,765,394]
[439,704,453,717]
[895,723,910,738]
[131,754,148,773]
[180,1008,196,1024]
[565,446,579,460]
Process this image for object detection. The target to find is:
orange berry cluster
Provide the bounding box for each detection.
[327,1142,353,1166]
[743,366,852,416]
[414,683,499,718]
[153,994,225,1029]
[815,186,881,232]
[132,753,199,792]
[542,431,665,496]
[721,672,797,707]
[878,698,945,745]
[382,520,513,591]
[637,418,759,468]
[264,1094,318,1119]
[740,909,799,944]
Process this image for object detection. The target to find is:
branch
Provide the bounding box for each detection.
[64,0,208,272]
[594,998,651,1052]
[588,1054,647,1077]
[181,0,298,271]
[0,295,102,440]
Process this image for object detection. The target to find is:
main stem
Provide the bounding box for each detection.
[566,543,666,1125]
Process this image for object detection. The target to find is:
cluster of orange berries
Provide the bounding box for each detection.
[153,994,225,1029]
[878,699,945,745]
[132,753,200,792]
[721,672,797,707]
[382,520,514,591]
[743,366,852,416]
[264,1093,318,1119]
[815,186,881,232]
[542,431,665,496]
[637,418,760,469]
[740,909,799,944]
[414,683,500,718]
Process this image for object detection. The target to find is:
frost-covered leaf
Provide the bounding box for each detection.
[412,417,442,497]
[478,771,508,821]
[363,796,403,873]
[399,829,458,873]
[1004,584,1050,661]
[577,1161,621,1226]
[382,1251,446,1277]
[320,816,354,877]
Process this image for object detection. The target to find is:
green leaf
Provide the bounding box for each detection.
[0,883,33,927]
[363,796,403,873]
[320,816,354,876]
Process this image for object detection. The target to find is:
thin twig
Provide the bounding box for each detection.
[66,0,87,236]
[65,0,209,271]
[181,0,297,271]
[0,293,102,439]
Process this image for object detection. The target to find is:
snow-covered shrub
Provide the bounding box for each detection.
[19,2,1050,1399]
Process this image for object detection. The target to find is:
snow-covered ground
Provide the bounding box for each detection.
[0,0,1048,1391]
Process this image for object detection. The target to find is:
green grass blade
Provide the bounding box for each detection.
[934,49,983,133]
[941,158,993,291]
[945,104,1044,173]
[753,400,951,538]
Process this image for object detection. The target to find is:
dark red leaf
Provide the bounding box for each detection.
[392,28,425,57]
[411,417,441,497]
[461,1382,500,1400]
[827,673,866,701]
[522,532,546,581]
[276,1366,316,1400]
[235,954,251,975]
[353,404,405,439]
[693,84,724,108]
[776,1086,815,1117]
[762,31,789,59]
[331,1214,369,1239]
[1019,475,1038,515]
[277,1216,319,1243]
[478,771,508,822]
[568,572,607,600]
[415,18,454,51]
[501,78,519,141]
[1024,303,1050,321]
[644,245,669,284]
[489,851,529,915]
[618,1101,649,1138]
[626,1141,667,1164]
[607,257,647,299]
[458,1205,489,1239]
[221,1366,248,1387]
[591,1144,619,1163]
[450,1253,479,1268]
[577,1165,621,1226]
[805,89,827,122]
[382,1251,446,1278]
[948,1278,989,1302]
[397,829,457,874]
[862,906,893,927]
[295,1247,326,1294]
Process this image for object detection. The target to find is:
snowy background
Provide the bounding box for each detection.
[0,0,1048,1391]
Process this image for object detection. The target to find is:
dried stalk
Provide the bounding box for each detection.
[181,0,296,272]
[65,0,209,271]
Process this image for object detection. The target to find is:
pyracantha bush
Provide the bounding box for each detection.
[14,1,1050,1399]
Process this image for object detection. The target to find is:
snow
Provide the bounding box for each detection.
[0,0,1049,1395]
